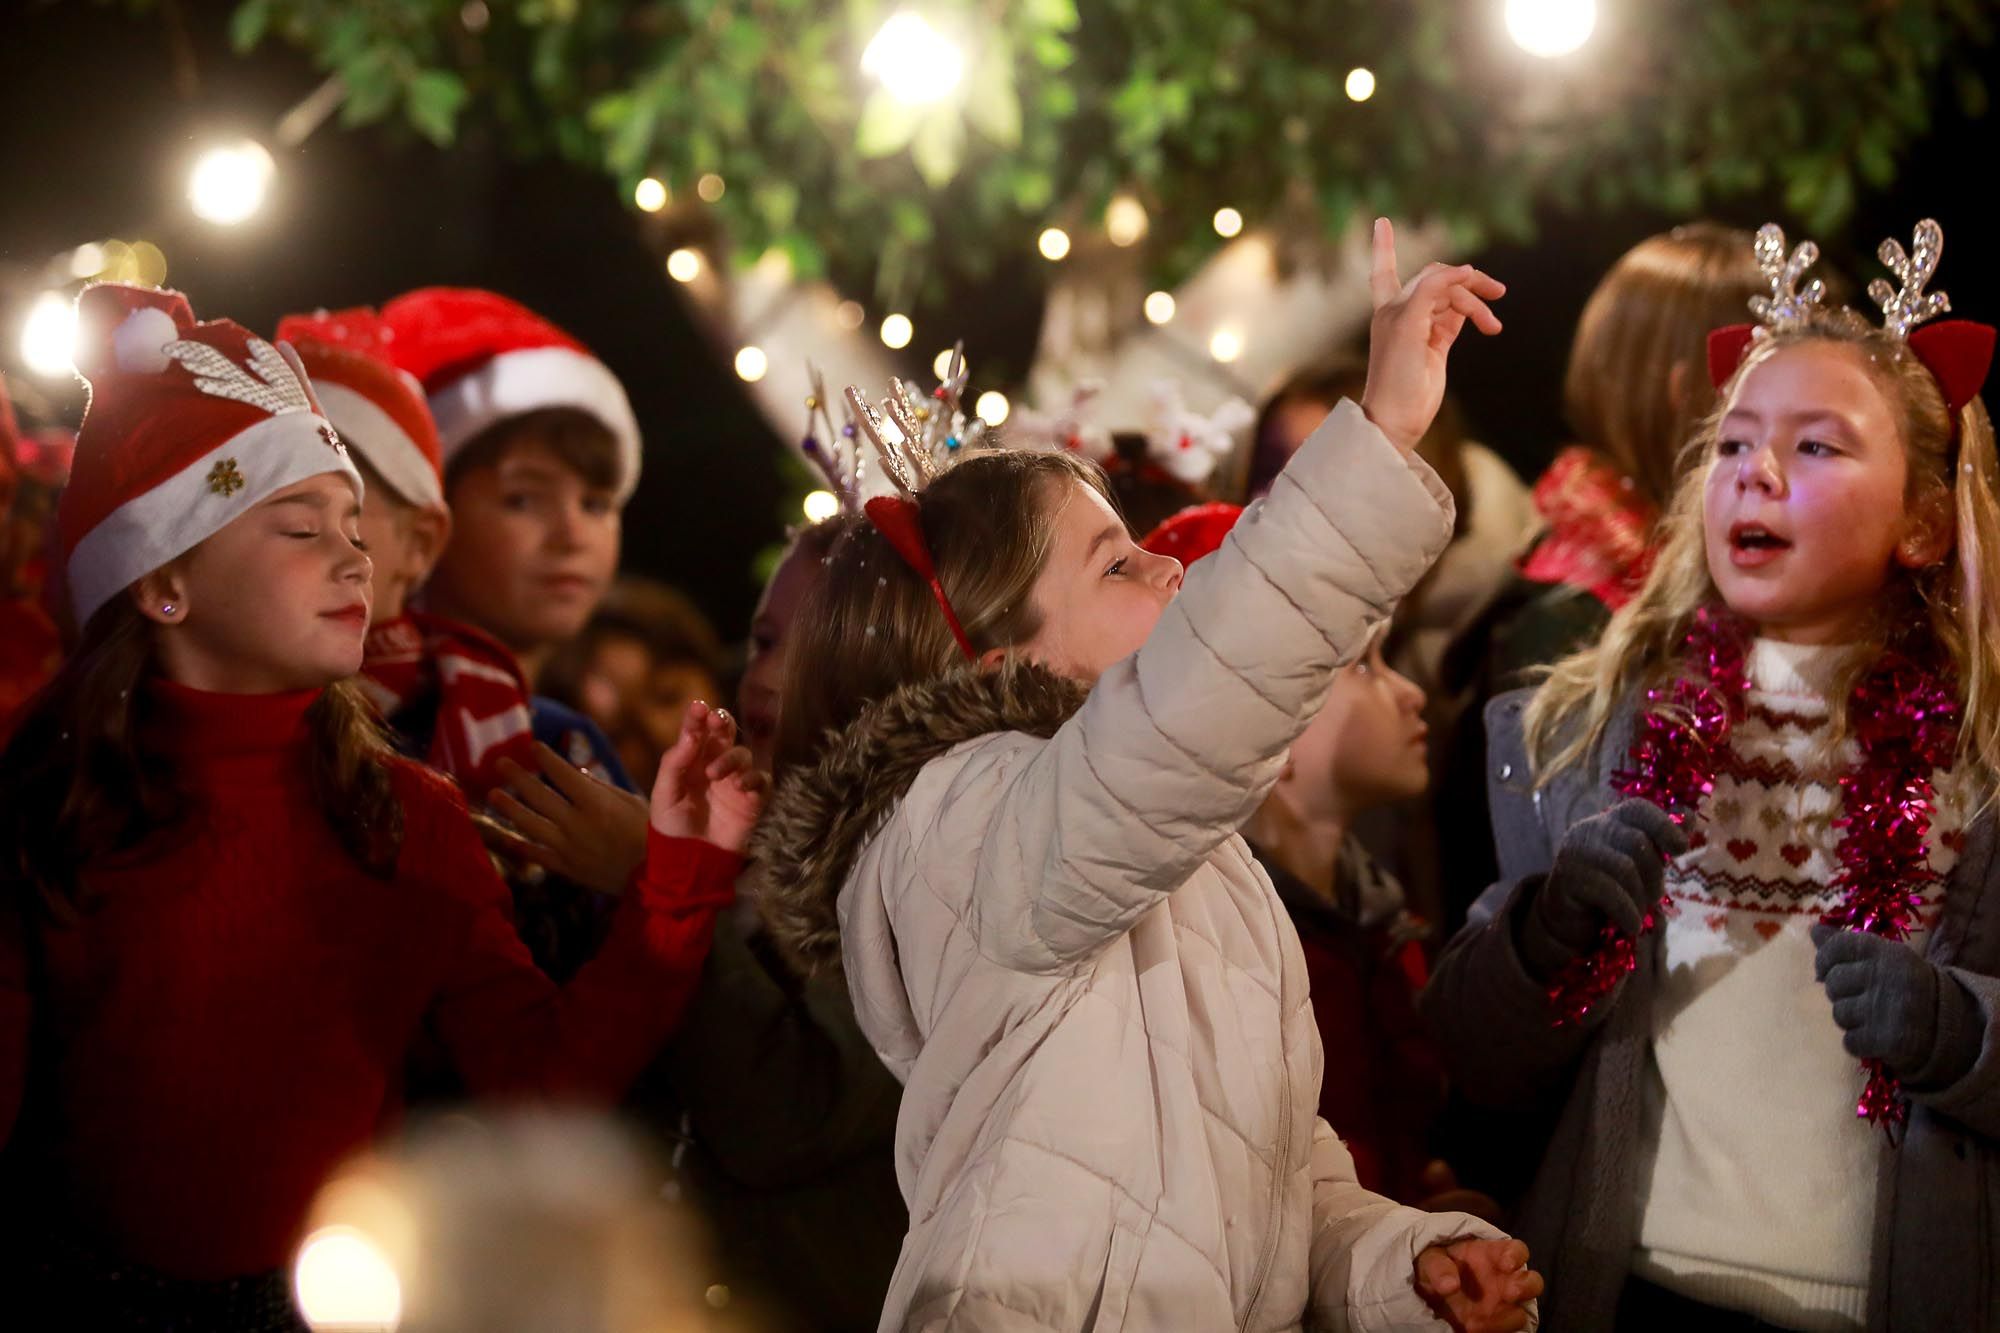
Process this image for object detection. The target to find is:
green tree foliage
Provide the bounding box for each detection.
[228,0,1991,303]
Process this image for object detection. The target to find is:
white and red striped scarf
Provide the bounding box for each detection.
[360,611,539,802]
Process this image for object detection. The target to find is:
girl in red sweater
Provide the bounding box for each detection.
[0,283,759,1329]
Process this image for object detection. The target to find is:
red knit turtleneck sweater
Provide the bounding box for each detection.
[0,680,737,1279]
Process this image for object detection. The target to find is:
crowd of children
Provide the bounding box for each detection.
[0,207,1993,1333]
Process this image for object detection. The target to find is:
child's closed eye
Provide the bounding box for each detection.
[1105,556,1129,577]
[1798,437,1840,457]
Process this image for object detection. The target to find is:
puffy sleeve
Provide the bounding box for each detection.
[404,765,738,1098]
[1305,1118,1534,1332]
[917,400,1455,973]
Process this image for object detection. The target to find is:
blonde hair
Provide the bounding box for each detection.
[1527,314,2000,791]
[1564,223,1767,510]
[775,449,1113,774]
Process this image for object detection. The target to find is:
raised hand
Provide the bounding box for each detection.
[649,699,770,855]
[1415,1237,1543,1333]
[1360,218,1506,455]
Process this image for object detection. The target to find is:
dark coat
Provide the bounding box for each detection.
[1423,687,2000,1331]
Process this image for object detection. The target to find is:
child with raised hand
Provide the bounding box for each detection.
[0,284,758,1329]
[757,222,1539,1332]
[1424,220,2000,1331]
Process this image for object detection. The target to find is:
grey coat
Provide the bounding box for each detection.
[1423,687,2000,1332]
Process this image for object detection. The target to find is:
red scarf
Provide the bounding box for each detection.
[1516,447,1659,611]
[360,611,539,802]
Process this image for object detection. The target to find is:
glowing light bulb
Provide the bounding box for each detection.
[1105,195,1149,247]
[1505,0,1596,57]
[880,313,914,349]
[860,12,966,105]
[1038,228,1072,262]
[834,300,866,331]
[188,141,275,225]
[1344,67,1376,101]
[20,292,77,377]
[696,173,726,203]
[803,489,841,522]
[1212,207,1243,239]
[634,177,668,212]
[734,346,768,382]
[975,391,1010,426]
[1143,291,1176,325]
[667,249,702,283]
[1209,327,1245,363]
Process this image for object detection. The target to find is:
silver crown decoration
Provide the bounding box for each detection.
[842,342,988,496]
[800,365,866,513]
[1869,218,1952,340]
[1747,222,1828,333]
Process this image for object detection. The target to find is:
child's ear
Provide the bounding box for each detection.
[978,645,1009,672]
[1896,491,1956,570]
[405,505,454,580]
[131,565,190,625]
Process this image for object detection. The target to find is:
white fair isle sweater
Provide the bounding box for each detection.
[1633,639,1965,1331]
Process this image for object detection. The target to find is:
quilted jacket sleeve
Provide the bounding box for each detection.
[1304,1118,1534,1332]
[923,399,1454,973]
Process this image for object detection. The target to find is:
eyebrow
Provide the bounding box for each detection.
[1720,407,1860,436]
[264,492,329,512]
[1084,525,1124,564]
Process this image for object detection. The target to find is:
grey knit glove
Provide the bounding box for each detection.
[1518,799,1687,983]
[1814,925,1984,1090]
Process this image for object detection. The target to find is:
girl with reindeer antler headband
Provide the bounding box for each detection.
[1426,218,2000,1332]
[752,223,1543,1332]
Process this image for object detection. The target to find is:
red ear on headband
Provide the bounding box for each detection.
[1707,324,1757,390]
[864,495,977,662]
[1907,320,1996,417]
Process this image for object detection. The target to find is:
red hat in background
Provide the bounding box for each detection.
[0,373,19,516]
[378,287,641,502]
[1140,502,1244,567]
[57,283,358,628]
[277,307,444,510]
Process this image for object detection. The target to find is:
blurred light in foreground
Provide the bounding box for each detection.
[666,248,702,283]
[1143,290,1177,325]
[802,489,841,523]
[696,173,726,203]
[131,241,169,286]
[1345,67,1376,101]
[294,1225,401,1330]
[1105,194,1149,247]
[1038,228,1071,262]
[861,12,965,105]
[189,141,276,225]
[975,391,1010,426]
[460,1,490,32]
[21,293,77,377]
[1212,207,1243,239]
[1505,0,1596,56]
[834,300,866,331]
[634,177,668,212]
[880,313,913,349]
[1209,327,1245,363]
[734,346,768,382]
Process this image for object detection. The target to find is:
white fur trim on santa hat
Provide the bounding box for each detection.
[67,411,361,627]
[313,381,444,511]
[425,345,641,502]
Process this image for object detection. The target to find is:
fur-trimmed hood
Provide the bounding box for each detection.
[752,661,1088,975]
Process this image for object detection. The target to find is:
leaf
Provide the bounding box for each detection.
[965,41,1021,147]
[855,89,921,158]
[1008,166,1055,212]
[604,90,659,176]
[406,69,469,147]
[228,0,271,54]
[910,113,966,187]
[338,48,397,126]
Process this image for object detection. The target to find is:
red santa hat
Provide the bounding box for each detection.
[276,307,444,511]
[56,283,359,629]
[378,287,640,502]
[1139,501,1244,567]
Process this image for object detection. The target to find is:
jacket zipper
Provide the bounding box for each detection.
[1239,878,1295,1330]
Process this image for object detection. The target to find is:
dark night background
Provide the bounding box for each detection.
[4,0,1995,640]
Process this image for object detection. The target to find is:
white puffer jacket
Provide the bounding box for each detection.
[758,401,1529,1332]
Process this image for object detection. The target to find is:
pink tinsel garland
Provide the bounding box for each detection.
[1546,607,1960,1135]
